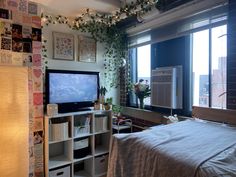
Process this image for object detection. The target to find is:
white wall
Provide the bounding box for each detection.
[42,21,120,104]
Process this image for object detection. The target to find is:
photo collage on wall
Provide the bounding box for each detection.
[0,1,44,177]
[0,0,41,66]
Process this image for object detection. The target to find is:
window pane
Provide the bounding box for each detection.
[137,44,151,105]
[192,30,209,107]
[211,25,227,109]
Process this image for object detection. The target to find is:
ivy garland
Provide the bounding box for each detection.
[41,0,159,88]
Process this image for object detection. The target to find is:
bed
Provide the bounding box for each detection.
[107,107,236,177]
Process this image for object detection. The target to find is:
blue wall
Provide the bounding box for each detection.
[151,36,191,115]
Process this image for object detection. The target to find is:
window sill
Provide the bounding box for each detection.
[121,106,167,124]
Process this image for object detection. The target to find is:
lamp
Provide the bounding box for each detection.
[0,66,29,177]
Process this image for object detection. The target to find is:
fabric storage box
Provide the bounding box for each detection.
[74,125,90,137]
[49,166,70,177]
[50,122,69,141]
[95,155,108,175]
[74,138,89,150]
[95,115,108,132]
[74,138,90,159]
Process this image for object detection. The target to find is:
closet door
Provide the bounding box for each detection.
[0,66,29,177]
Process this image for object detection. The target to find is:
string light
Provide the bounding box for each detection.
[41,0,159,28]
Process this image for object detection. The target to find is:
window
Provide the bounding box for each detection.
[192,25,227,109]
[129,44,151,107]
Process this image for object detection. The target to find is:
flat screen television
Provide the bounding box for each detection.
[45,69,99,113]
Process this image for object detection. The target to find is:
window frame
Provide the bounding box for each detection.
[191,23,227,109]
[128,44,152,110]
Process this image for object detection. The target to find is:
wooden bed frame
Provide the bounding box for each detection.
[192,106,236,125]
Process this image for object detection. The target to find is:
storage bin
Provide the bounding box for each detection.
[74,138,90,159]
[50,122,69,141]
[74,138,89,150]
[95,115,108,132]
[95,155,108,175]
[74,125,90,137]
[49,166,70,177]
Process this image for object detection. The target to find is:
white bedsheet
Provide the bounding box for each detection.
[107,120,236,177]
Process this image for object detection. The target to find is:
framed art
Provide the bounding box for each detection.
[53,32,74,60]
[78,35,96,62]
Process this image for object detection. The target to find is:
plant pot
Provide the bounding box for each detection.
[104,104,110,110]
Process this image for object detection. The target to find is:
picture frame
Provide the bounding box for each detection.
[78,35,96,63]
[53,32,74,60]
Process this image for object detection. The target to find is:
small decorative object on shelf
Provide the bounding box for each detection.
[99,86,107,109]
[94,100,100,110]
[134,79,151,109]
[104,103,110,110]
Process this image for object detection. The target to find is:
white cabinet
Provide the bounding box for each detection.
[45,110,112,177]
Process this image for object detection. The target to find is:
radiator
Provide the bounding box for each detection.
[151,66,183,109]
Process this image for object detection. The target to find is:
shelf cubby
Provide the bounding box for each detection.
[94,132,110,156]
[74,158,93,177]
[49,140,73,169]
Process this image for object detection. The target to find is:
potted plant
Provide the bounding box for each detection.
[103,97,113,110]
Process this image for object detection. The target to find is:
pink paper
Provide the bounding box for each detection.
[32,16,41,28]
[32,41,41,54]
[32,54,41,67]
[33,92,43,105]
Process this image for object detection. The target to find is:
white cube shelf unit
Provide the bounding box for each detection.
[44,110,112,177]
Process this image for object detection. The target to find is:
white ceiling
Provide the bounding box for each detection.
[31,0,123,17]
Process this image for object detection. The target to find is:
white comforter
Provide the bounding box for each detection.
[107,120,236,177]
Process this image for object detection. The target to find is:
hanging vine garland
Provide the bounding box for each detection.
[41,0,159,88]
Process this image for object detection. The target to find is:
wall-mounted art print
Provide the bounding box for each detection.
[53,32,74,60]
[78,35,96,63]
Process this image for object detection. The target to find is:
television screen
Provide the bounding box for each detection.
[46,69,99,113]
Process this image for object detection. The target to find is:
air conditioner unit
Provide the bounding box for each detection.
[151,66,182,109]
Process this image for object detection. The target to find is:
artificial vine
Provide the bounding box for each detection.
[41,0,160,88]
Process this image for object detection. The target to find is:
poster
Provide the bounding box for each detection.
[12,10,23,23]
[33,105,43,118]
[11,51,22,65]
[33,92,43,105]
[32,41,41,54]
[0,0,7,8]
[32,16,41,28]
[12,24,23,52]
[22,14,32,26]
[0,49,12,65]
[34,118,43,131]
[6,0,18,11]
[1,37,11,50]
[33,130,43,145]
[32,54,41,66]
[0,8,9,19]
[28,1,37,15]
[33,68,43,92]
[32,27,41,41]
[23,53,32,66]
[18,0,27,13]
[0,21,12,37]
[34,144,44,177]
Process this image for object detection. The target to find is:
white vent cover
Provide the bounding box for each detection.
[151,66,183,109]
